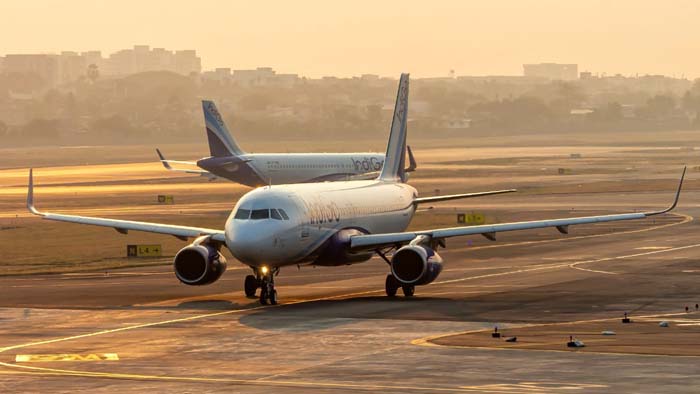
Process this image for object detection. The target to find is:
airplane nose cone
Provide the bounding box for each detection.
[225,220,283,265]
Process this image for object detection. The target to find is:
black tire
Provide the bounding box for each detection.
[402,285,415,297]
[269,289,278,305]
[259,286,269,305]
[385,274,400,297]
[244,275,258,298]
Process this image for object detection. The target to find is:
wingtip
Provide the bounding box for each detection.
[155,149,173,170]
[27,168,41,216]
[646,166,685,216]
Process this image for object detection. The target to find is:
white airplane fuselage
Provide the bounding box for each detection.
[199,153,386,186]
[224,180,417,267]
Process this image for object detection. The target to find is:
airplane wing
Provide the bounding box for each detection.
[350,167,685,251]
[414,189,516,204]
[26,169,226,242]
[156,149,215,177]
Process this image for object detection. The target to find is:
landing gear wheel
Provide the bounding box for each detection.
[268,289,278,305]
[244,275,258,298]
[402,285,415,297]
[258,273,277,305]
[259,286,269,305]
[385,274,400,297]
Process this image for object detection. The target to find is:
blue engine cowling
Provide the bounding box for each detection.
[390,245,443,285]
[313,228,374,266]
[174,244,227,285]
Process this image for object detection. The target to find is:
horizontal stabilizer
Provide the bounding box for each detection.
[156,149,216,177]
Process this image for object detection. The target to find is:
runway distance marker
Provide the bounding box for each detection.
[15,353,119,362]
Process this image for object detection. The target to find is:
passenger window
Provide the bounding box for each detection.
[278,209,290,220]
[250,209,270,220]
[271,209,282,220]
[234,208,250,220]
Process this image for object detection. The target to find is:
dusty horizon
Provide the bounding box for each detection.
[3,0,700,79]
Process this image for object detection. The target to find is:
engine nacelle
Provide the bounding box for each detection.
[313,228,373,266]
[390,245,443,286]
[173,243,227,286]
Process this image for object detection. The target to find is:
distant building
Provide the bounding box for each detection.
[523,63,578,80]
[202,67,232,81]
[174,50,201,76]
[230,67,299,87]
[232,67,276,86]
[104,45,200,76]
[57,51,86,85]
[274,73,300,87]
[3,54,60,88]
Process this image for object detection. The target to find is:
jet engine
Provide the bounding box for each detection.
[173,241,227,286]
[313,228,373,266]
[390,244,443,285]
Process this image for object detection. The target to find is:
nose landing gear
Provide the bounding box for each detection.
[259,276,277,305]
[246,266,278,305]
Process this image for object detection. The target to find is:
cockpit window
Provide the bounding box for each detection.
[250,209,270,220]
[278,209,290,220]
[270,209,282,220]
[234,208,250,220]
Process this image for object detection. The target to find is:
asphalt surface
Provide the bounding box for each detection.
[1,207,699,393]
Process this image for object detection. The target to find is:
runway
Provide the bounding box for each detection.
[2,143,700,392]
[1,209,699,393]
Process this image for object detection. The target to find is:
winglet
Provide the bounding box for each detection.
[645,166,685,216]
[27,169,42,216]
[156,148,173,170]
[406,145,417,172]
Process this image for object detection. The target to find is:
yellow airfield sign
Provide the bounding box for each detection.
[127,244,162,257]
[457,212,485,225]
[158,195,175,204]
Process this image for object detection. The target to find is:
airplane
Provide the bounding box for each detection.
[27,74,684,305]
[156,100,417,186]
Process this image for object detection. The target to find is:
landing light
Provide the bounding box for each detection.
[261,266,269,275]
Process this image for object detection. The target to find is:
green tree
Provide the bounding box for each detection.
[20,118,61,142]
[639,95,676,119]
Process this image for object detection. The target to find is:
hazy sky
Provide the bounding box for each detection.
[3,0,699,78]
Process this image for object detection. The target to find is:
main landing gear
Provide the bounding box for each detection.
[378,249,415,298]
[385,274,414,297]
[244,266,278,305]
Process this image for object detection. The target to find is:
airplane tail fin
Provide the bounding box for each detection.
[378,73,409,182]
[202,100,245,157]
